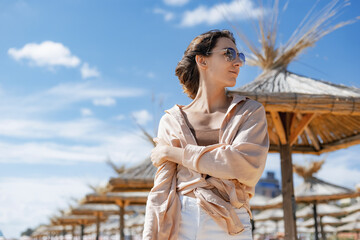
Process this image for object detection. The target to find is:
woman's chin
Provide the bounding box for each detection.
[226,78,237,88]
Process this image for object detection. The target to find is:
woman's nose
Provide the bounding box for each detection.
[233,57,243,67]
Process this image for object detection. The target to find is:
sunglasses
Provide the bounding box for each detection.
[207,47,245,64]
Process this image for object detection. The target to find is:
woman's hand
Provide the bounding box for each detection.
[151,138,185,167]
[151,138,170,167]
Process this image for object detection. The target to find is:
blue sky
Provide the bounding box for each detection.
[0,0,359,238]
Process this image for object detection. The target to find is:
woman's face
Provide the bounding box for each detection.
[204,37,243,88]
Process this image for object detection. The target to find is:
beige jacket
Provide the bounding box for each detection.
[143,95,269,240]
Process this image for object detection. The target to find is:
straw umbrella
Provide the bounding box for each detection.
[84,157,154,240]
[258,160,359,240]
[105,157,156,240]
[296,203,346,218]
[338,222,360,239]
[254,219,308,238]
[306,224,338,238]
[301,215,341,239]
[297,203,345,237]
[250,195,272,210]
[254,208,284,222]
[51,215,102,240]
[344,202,360,214]
[338,212,360,239]
[107,158,156,192]
[70,203,119,240]
[254,220,279,238]
[81,191,148,240]
[341,211,360,224]
[254,208,284,235]
[31,225,73,240]
[228,1,359,238]
[301,216,341,227]
[87,213,145,239]
[32,225,52,240]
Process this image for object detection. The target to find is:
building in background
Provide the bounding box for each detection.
[255,171,281,198]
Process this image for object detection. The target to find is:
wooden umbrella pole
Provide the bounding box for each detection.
[71,225,74,240]
[80,224,84,240]
[96,213,100,240]
[119,205,125,240]
[320,215,326,240]
[62,226,65,240]
[313,202,319,240]
[279,112,298,240]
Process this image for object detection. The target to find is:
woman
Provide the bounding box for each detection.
[143,30,269,240]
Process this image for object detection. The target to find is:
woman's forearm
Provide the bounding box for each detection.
[165,146,184,165]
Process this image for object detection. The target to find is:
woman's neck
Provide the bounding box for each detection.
[185,79,231,113]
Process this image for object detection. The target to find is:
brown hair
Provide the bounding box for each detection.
[175,29,236,99]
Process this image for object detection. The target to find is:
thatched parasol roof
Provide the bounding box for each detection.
[31,225,52,237]
[257,176,360,209]
[341,211,360,223]
[308,224,338,233]
[107,158,155,192]
[236,69,360,97]
[31,225,73,237]
[254,220,308,235]
[70,203,120,216]
[81,191,149,206]
[231,69,360,155]
[296,204,346,218]
[337,221,360,232]
[51,214,104,226]
[300,216,341,227]
[344,202,360,214]
[250,195,272,210]
[254,208,284,221]
[84,214,145,234]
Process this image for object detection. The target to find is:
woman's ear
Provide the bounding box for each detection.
[195,55,207,69]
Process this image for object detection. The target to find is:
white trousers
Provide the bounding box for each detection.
[178,195,253,240]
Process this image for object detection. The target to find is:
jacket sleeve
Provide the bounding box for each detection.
[143,114,181,240]
[182,101,269,187]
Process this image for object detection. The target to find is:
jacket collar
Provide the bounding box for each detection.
[164,94,247,145]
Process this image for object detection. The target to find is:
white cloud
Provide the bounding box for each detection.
[8,41,81,68]
[132,110,153,125]
[114,114,125,121]
[81,62,100,79]
[0,118,105,140]
[0,82,145,118]
[0,133,152,165]
[153,8,175,21]
[0,117,153,165]
[0,141,105,164]
[180,0,264,27]
[0,176,105,238]
[47,82,144,101]
[317,164,360,189]
[81,108,93,117]
[164,0,189,6]
[93,97,116,106]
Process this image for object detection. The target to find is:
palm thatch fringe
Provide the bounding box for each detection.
[293,159,325,179]
[230,0,358,71]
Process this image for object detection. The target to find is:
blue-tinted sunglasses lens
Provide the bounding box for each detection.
[227,48,245,63]
[239,52,245,63]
